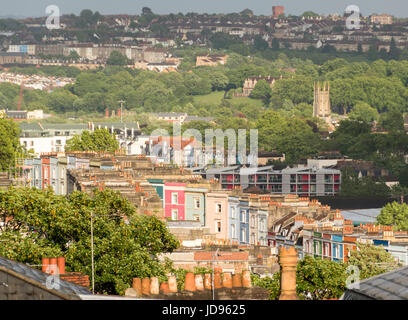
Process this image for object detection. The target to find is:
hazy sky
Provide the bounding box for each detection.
[2,0,407,18]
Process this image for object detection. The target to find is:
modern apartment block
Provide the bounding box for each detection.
[198,165,341,196]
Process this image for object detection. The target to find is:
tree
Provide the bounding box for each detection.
[107,51,130,66]
[0,117,20,171]
[252,255,348,300]
[142,7,153,16]
[377,202,408,231]
[346,243,400,279]
[389,38,401,60]
[251,79,272,105]
[271,38,280,50]
[348,102,379,122]
[254,35,269,51]
[296,256,348,300]
[378,111,405,132]
[65,128,119,152]
[0,187,179,295]
[256,111,321,164]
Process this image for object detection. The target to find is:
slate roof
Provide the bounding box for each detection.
[0,256,92,299]
[342,266,408,300]
[341,208,382,224]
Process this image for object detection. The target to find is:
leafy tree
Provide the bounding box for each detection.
[296,256,347,300]
[257,110,321,164]
[107,51,131,66]
[378,111,405,132]
[65,128,119,152]
[346,243,400,279]
[377,201,408,230]
[251,79,272,104]
[399,168,408,188]
[253,255,347,300]
[0,187,179,295]
[0,117,21,171]
[271,38,280,50]
[348,102,379,122]
[47,90,78,113]
[302,11,319,17]
[339,167,391,198]
[142,7,153,16]
[254,35,269,51]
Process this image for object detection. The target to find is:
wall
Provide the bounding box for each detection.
[205,192,229,240]
[165,183,186,220]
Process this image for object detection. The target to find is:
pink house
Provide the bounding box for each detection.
[205,191,229,240]
[164,182,186,220]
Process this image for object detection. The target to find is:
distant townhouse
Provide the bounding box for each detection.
[239,198,250,245]
[241,75,285,97]
[248,195,268,246]
[228,196,240,244]
[300,211,408,265]
[184,185,208,224]
[205,191,229,240]
[20,122,140,156]
[0,52,27,65]
[370,14,393,25]
[164,182,186,221]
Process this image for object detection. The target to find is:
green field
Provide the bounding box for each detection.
[193,91,265,109]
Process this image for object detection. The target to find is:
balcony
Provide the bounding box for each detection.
[269,175,282,183]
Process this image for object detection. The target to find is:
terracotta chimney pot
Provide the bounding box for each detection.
[142,278,150,295]
[168,276,178,293]
[160,282,170,294]
[195,274,204,291]
[57,257,65,275]
[278,247,299,300]
[150,277,159,295]
[214,271,222,289]
[49,257,58,275]
[242,270,252,288]
[204,273,212,290]
[42,258,50,273]
[222,272,232,288]
[132,278,142,296]
[232,273,242,288]
[184,273,196,292]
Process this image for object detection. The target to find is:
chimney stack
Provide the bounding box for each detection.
[278,247,299,300]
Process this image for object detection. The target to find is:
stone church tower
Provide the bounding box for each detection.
[313,81,331,122]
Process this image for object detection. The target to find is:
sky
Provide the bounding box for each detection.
[1,0,407,18]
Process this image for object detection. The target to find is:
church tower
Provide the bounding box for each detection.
[313,81,331,123]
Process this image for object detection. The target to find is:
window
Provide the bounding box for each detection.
[216,203,222,213]
[216,221,222,233]
[231,224,236,238]
[251,215,256,227]
[171,192,178,204]
[194,198,200,209]
[260,219,265,231]
[30,141,34,147]
[241,211,247,223]
[171,209,178,220]
[251,233,255,245]
[241,228,246,242]
[231,207,236,218]
[193,215,200,221]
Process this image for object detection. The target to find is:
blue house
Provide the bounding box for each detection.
[239,199,249,244]
[228,196,240,243]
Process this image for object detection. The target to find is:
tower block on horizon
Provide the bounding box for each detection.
[313,81,331,123]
